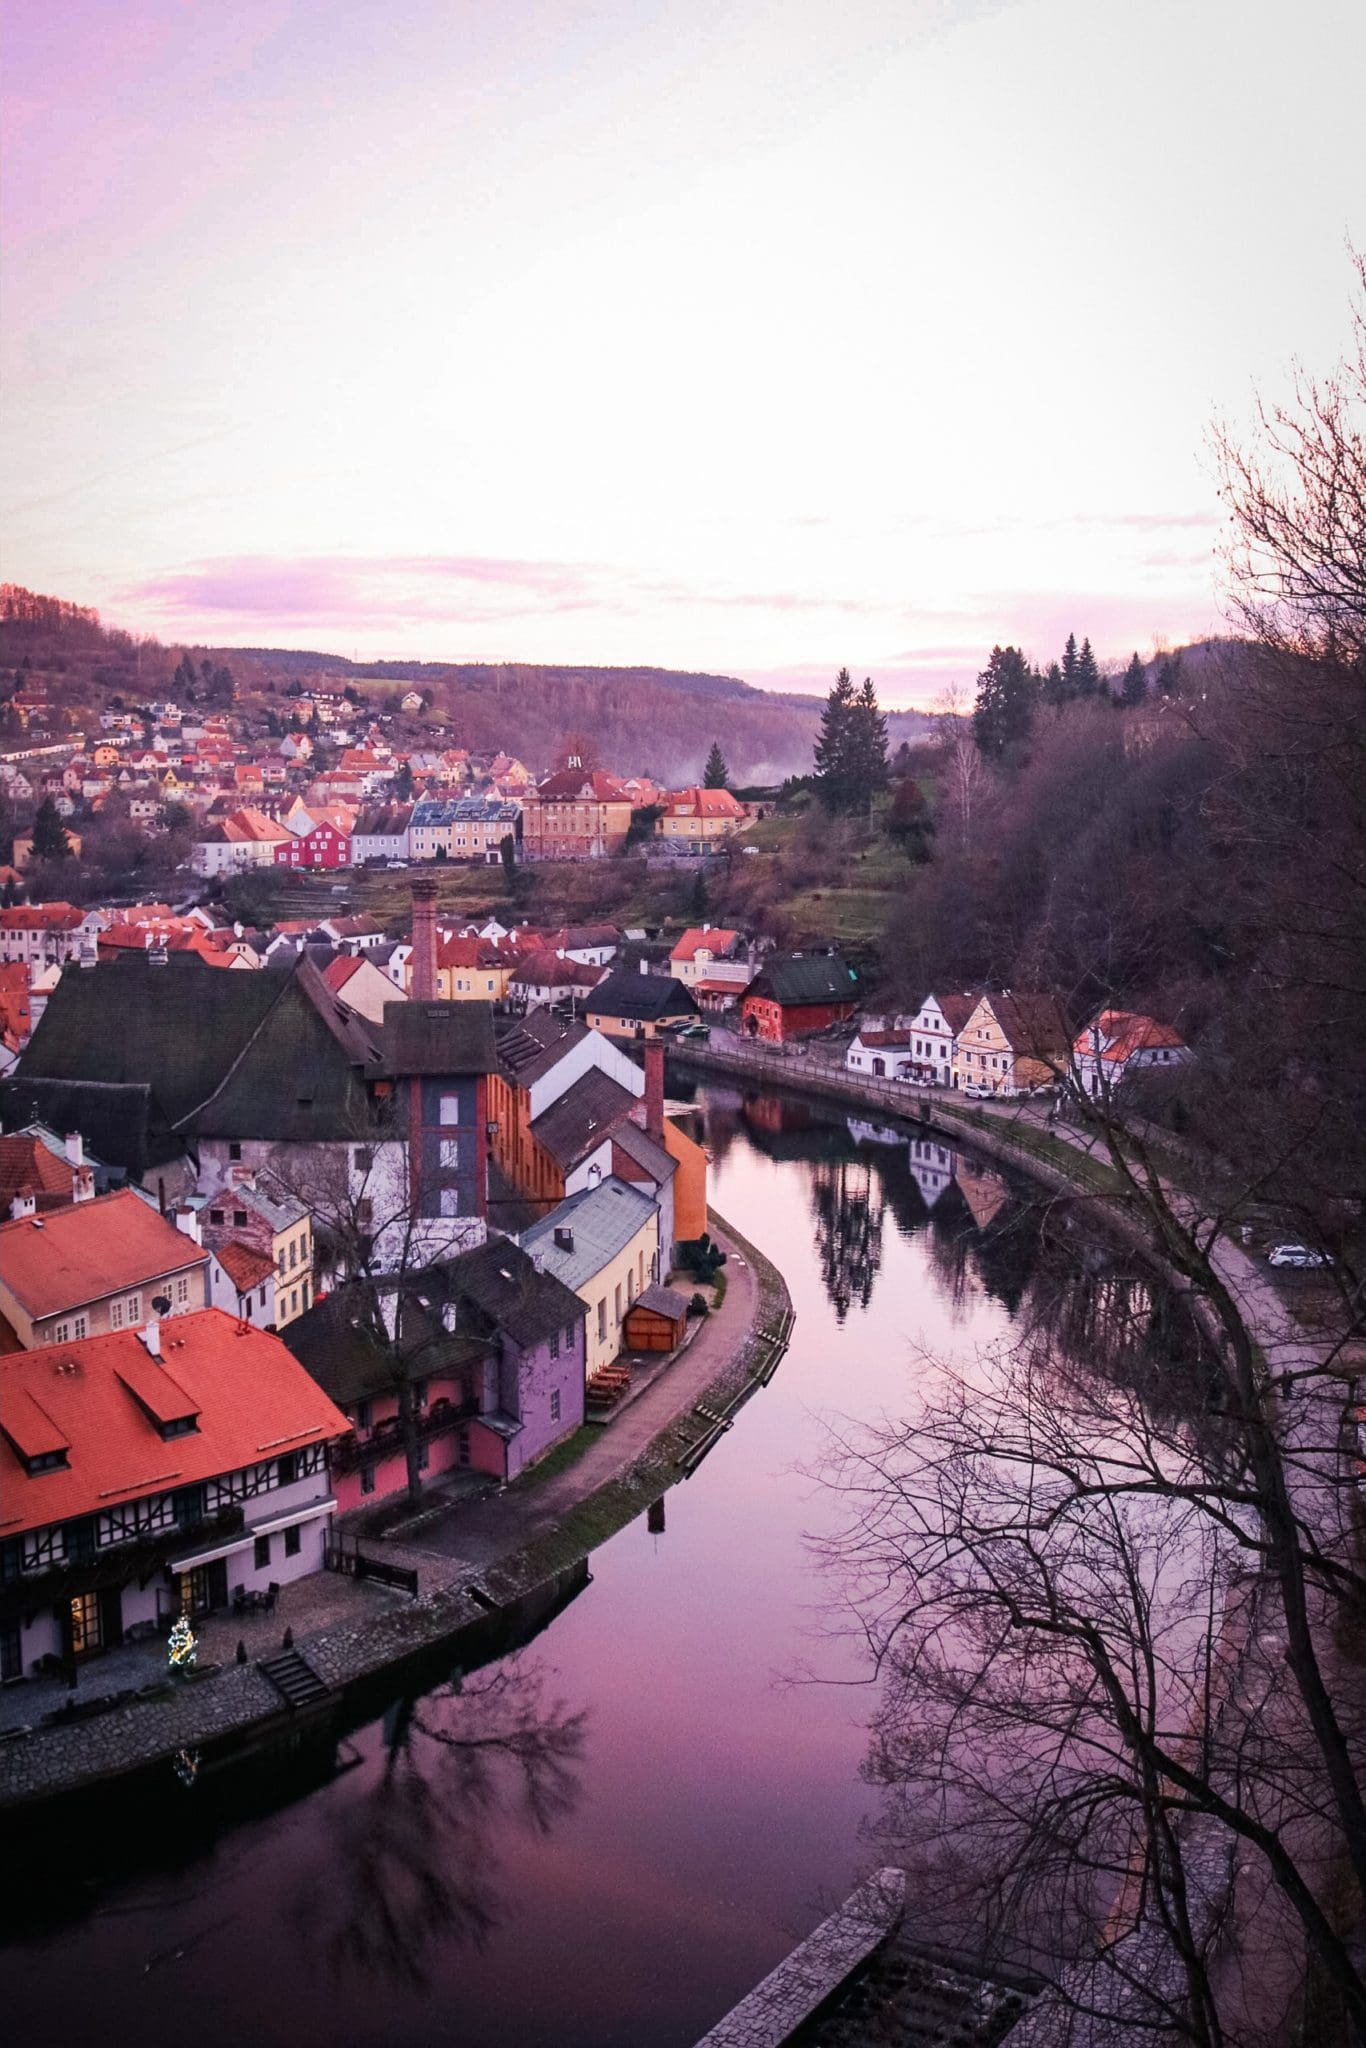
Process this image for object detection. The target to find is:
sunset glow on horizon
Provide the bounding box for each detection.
[3,0,1363,704]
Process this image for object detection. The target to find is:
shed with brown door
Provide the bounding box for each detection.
[623,1282,690,1353]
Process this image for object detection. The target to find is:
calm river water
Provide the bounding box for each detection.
[0,1082,1190,2047]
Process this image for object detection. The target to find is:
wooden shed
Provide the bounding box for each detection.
[623,1282,691,1353]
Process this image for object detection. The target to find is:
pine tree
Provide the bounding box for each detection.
[971,646,1038,760]
[1076,637,1101,697]
[703,740,729,789]
[1042,661,1067,706]
[1121,652,1147,706]
[31,796,70,861]
[849,676,889,810]
[1060,633,1079,700]
[1156,652,1184,698]
[813,668,857,811]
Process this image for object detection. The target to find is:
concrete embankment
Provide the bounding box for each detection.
[0,1214,792,1813]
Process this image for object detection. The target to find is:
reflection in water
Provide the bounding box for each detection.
[811,1159,885,1323]
[295,1656,586,1991]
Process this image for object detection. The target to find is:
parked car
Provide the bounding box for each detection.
[961,1082,995,1099]
[1268,1244,1330,1269]
[678,1022,711,1040]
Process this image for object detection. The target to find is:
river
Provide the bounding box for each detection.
[0,1081,1205,2047]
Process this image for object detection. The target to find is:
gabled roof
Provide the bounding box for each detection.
[0,1133,74,1208]
[1076,1009,1188,1062]
[927,991,978,1034]
[0,1310,349,1536]
[630,1282,690,1320]
[519,1176,658,1290]
[978,992,1070,1058]
[0,1187,206,1319]
[671,926,741,962]
[214,1240,277,1293]
[530,1069,637,1171]
[611,1118,676,1188]
[587,968,698,1022]
[495,1009,590,1086]
[533,769,630,802]
[746,953,859,1007]
[509,950,605,989]
[0,1076,185,1178]
[442,1236,585,1351]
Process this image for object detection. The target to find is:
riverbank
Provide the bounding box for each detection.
[0,1215,792,1813]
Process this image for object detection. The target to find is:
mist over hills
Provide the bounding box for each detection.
[0,589,932,783]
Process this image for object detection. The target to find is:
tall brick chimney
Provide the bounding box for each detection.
[411,877,438,1001]
[644,1036,665,1143]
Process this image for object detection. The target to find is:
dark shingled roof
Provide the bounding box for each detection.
[372,1000,499,1078]
[0,1076,187,1178]
[495,1009,589,1086]
[283,1283,491,1407]
[745,953,859,1007]
[530,1068,638,1171]
[630,1282,690,1320]
[16,954,386,1146]
[442,1236,586,1351]
[587,968,698,1022]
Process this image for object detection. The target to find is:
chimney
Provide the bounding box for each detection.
[173,1203,202,1244]
[139,1318,162,1359]
[65,1131,83,1168]
[9,1190,35,1221]
[553,1225,574,1253]
[72,1164,95,1204]
[411,877,438,1001]
[644,1037,665,1143]
[639,957,649,975]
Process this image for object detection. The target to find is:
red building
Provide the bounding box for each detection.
[740,953,860,1045]
[275,822,351,868]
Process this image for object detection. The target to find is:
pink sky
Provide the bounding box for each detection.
[3,0,1362,705]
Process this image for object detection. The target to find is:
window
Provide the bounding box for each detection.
[550,1388,561,1423]
[439,1092,460,1125]
[289,1289,298,1315]
[125,1293,140,1324]
[175,1276,189,1306]
[289,1239,298,1268]
[597,1298,607,1342]
[52,1321,70,1345]
[361,1464,376,1496]
[254,1534,271,1570]
[439,1137,460,1169]
[229,1143,242,1162]
[549,1330,560,1359]
[209,1208,225,1225]
[352,1146,374,1174]
[285,1523,301,1558]
[233,1209,248,1229]
[276,1453,298,1487]
[440,1187,462,1216]
[277,1250,287,1277]
[564,1323,576,1351]
[259,1286,267,1308]
[302,1278,310,1307]
[614,1283,622,1325]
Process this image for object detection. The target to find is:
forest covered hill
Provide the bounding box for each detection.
[0,588,930,783]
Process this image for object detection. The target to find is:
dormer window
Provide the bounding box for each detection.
[26,1448,69,1475]
[160,1415,198,1440]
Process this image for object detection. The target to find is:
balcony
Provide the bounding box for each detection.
[328,1394,480,1475]
[0,1504,246,1621]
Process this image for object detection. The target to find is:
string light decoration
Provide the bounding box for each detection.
[167,1613,197,1672]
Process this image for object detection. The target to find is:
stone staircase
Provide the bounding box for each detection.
[258,1649,331,1712]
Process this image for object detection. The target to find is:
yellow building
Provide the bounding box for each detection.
[654,787,747,851]
[955,992,1070,1095]
[520,1177,660,1380]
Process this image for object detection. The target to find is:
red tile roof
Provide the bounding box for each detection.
[0,1135,74,1208]
[0,1310,349,1536]
[215,1240,277,1293]
[0,1187,207,1320]
[1076,1010,1188,1063]
[671,926,740,962]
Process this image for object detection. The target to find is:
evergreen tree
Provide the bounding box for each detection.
[1042,660,1067,706]
[1156,652,1184,698]
[1076,637,1101,697]
[1121,652,1147,706]
[972,646,1038,761]
[849,676,889,809]
[690,867,708,919]
[31,796,70,861]
[813,668,857,811]
[1060,633,1079,700]
[703,740,729,789]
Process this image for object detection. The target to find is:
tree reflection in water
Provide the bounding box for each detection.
[811,1158,886,1323]
[294,1655,587,1990]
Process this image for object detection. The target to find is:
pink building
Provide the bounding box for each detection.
[275,822,351,868]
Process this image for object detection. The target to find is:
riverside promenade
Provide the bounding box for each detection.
[0,1215,791,1812]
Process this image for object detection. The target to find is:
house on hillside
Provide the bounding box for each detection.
[0,1312,348,1676]
[275,818,351,868]
[653,786,747,853]
[956,992,1070,1095]
[741,953,859,1044]
[197,1173,313,1329]
[1073,1010,1192,1097]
